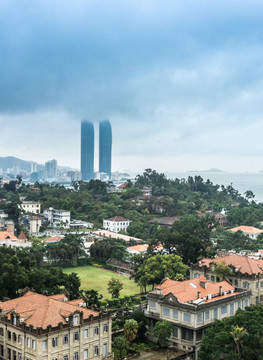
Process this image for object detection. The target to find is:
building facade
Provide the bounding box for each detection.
[99,120,112,180]
[44,208,71,228]
[20,201,41,215]
[190,255,263,305]
[44,160,58,180]
[81,120,94,181]
[103,216,130,233]
[146,276,251,359]
[0,290,112,360]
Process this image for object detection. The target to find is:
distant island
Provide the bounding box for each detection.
[187,168,224,173]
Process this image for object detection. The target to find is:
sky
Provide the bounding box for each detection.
[1,0,263,174]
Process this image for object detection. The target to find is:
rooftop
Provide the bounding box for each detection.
[229,226,263,234]
[0,291,99,329]
[154,276,236,304]
[0,231,18,241]
[197,254,263,275]
[105,216,129,222]
[93,230,141,243]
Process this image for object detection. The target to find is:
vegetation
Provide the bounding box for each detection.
[199,305,263,360]
[108,278,124,298]
[153,320,173,347]
[123,319,138,343]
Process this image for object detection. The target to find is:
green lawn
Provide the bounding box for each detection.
[63,265,141,298]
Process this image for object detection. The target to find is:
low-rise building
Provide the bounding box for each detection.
[229,225,263,239]
[0,290,112,360]
[44,208,71,229]
[146,276,251,359]
[103,216,130,233]
[92,230,142,243]
[20,201,41,214]
[190,255,263,305]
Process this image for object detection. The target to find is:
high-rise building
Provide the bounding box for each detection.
[44,159,57,179]
[99,120,112,179]
[81,120,94,181]
[31,161,37,173]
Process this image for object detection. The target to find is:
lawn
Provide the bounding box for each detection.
[63,265,141,298]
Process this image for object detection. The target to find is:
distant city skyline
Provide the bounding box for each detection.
[1,1,263,173]
[99,120,112,179]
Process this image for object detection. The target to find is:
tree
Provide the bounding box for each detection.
[82,289,103,307]
[153,320,173,347]
[112,336,129,359]
[135,254,188,290]
[123,319,138,343]
[129,308,147,341]
[230,325,248,358]
[212,260,231,281]
[107,278,123,298]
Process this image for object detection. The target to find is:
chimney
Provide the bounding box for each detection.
[219,286,222,296]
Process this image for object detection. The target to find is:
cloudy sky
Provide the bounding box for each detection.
[1,0,263,174]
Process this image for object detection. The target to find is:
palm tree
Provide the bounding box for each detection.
[230,325,248,358]
[123,319,138,343]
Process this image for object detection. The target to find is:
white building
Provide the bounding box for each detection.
[29,216,42,234]
[103,216,130,233]
[44,207,71,228]
[229,226,263,239]
[20,201,41,214]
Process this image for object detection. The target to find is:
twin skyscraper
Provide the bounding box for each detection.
[81,120,112,181]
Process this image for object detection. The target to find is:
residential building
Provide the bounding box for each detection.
[146,276,251,359]
[43,235,64,244]
[0,290,112,360]
[20,201,41,214]
[44,208,71,228]
[190,255,263,305]
[229,225,263,239]
[148,216,181,227]
[103,216,130,233]
[29,216,42,234]
[127,244,163,255]
[99,120,112,180]
[81,120,94,181]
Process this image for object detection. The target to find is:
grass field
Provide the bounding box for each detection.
[63,265,141,298]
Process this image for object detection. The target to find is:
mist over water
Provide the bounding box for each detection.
[166,172,263,204]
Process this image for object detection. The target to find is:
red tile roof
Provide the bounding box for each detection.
[0,231,18,241]
[198,255,263,275]
[155,276,235,303]
[0,291,99,329]
[43,236,64,243]
[127,244,163,252]
[229,226,263,234]
[18,231,27,240]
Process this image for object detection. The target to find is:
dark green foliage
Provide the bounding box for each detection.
[90,238,127,262]
[153,320,173,346]
[82,289,103,307]
[107,278,123,298]
[113,336,129,359]
[199,305,263,360]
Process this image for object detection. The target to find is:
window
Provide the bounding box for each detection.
[63,356,68,360]
[73,315,78,325]
[94,346,99,356]
[221,305,227,315]
[150,300,156,309]
[18,353,22,360]
[84,349,88,360]
[0,328,3,336]
[238,301,242,309]
[243,282,250,289]
[7,348,11,360]
[173,309,178,320]
[211,275,215,282]
[13,333,17,342]
[205,274,210,280]
[0,344,3,357]
[213,308,218,319]
[74,331,79,341]
[194,273,199,278]
[261,281,263,288]
[52,337,58,347]
[27,338,30,348]
[205,311,209,320]
[84,329,88,339]
[184,312,191,323]
[162,307,170,317]
[103,343,107,356]
[13,350,17,360]
[230,303,234,316]
[173,326,178,338]
[32,340,36,350]
[8,331,11,340]
[256,282,258,289]
[94,326,99,336]
[73,353,79,360]
[103,324,108,333]
[234,279,238,286]
[244,298,249,307]
[197,313,203,323]
[18,335,22,344]
[42,340,47,350]
[63,334,69,344]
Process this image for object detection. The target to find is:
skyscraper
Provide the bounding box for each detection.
[81,120,94,181]
[99,120,112,179]
[44,159,57,179]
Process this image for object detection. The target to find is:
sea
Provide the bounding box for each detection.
[166,172,263,204]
